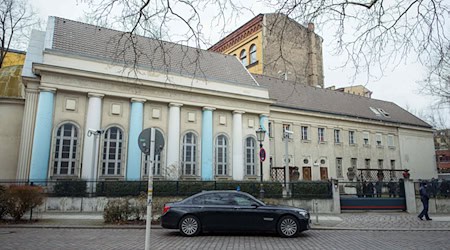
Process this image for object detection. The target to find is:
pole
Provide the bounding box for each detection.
[144,128,155,250]
[259,143,264,199]
[284,132,290,195]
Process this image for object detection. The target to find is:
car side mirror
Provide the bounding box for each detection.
[251,203,259,208]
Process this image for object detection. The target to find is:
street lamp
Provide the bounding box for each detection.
[256,126,266,199]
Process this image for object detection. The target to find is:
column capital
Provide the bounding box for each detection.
[131,98,146,103]
[88,93,104,98]
[169,102,183,108]
[259,114,269,118]
[233,110,245,115]
[39,87,57,93]
[202,106,216,111]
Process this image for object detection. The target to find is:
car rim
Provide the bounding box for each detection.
[181,217,198,235]
[280,218,297,236]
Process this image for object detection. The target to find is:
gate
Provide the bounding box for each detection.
[339,169,407,211]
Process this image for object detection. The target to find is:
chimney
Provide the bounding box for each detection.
[307,23,315,32]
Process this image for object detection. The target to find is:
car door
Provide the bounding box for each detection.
[199,193,236,231]
[229,193,275,231]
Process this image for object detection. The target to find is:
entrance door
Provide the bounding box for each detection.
[302,167,311,180]
[320,167,328,180]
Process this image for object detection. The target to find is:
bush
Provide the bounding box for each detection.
[4,185,45,221]
[0,186,7,219]
[291,181,332,199]
[103,195,147,223]
[96,181,146,197]
[53,180,87,197]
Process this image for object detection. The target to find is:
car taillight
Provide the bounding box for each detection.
[163,205,171,214]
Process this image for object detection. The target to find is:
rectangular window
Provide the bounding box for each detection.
[378,159,384,169]
[268,121,273,138]
[376,133,382,146]
[283,124,292,139]
[318,128,325,142]
[301,126,308,140]
[387,135,394,147]
[365,159,371,168]
[363,132,370,145]
[336,158,343,178]
[334,129,341,143]
[351,158,357,169]
[390,160,395,169]
[349,131,355,145]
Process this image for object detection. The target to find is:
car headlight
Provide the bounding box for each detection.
[297,210,309,219]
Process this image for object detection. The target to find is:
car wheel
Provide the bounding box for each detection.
[179,215,201,237]
[277,215,299,237]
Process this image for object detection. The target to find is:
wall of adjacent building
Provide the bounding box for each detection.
[263,14,324,87]
[0,99,24,179]
[398,128,437,179]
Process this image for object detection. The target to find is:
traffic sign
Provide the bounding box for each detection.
[138,128,164,155]
[259,148,266,162]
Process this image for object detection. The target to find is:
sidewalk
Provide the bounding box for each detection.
[2,212,450,231]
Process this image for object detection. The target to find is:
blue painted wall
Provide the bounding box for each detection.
[126,102,143,180]
[29,91,55,181]
[201,109,213,180]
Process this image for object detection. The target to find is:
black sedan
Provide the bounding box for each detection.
[161,190,310,237]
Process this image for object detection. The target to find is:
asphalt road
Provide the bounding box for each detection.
[1,228,450,249]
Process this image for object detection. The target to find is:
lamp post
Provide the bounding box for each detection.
[256,126,266,199]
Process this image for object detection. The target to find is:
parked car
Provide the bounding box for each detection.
[161,190,310,237]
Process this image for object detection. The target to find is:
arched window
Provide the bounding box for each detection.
[249,44,257,64]
[53,123,79,176]
[182,132,197,176]
[215,135,228,176]
[143,130,164,177]
[240,49,247,66]
[245,137,256,176]
[102,126,124,176]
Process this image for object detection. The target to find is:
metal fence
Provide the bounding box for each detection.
[356,169,406,182]
[338,181,405,198]
[0,179,332,199]
[414,179,450,198]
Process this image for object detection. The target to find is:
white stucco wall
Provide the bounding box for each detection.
[398,128,437,179]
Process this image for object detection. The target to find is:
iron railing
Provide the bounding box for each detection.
[338,181,405,198]
[0,179,332,199]
[414,180,450,198]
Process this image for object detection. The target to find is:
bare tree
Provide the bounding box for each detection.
[80,0,449,81]
[421,44,450,108]
[0,0,38,68]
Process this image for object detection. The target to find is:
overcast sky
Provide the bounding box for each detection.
[28,0,448,127]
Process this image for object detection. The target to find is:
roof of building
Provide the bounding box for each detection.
[49,17,258,86]
[253,74,431,128]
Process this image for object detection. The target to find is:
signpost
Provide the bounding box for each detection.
[138,128,164,250]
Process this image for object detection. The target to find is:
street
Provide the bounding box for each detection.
[1,228,449,250]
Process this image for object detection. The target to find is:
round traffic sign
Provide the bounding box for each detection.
[259,148,266,162]
[138,128,165,155]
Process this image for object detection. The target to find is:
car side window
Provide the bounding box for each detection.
[232,194,257,206]
[191,194,206,205]
[204,193,231,205]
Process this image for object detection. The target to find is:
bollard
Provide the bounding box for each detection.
[315,200,319,224]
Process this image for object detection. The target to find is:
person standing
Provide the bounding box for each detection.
[418,182,432,221]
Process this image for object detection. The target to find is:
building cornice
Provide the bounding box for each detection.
[208,14,264,53]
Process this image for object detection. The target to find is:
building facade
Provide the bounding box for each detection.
[0,17,438,183]
[209,14,324,87]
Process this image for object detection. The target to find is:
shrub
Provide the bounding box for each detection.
[0,185,7,219]
[5,185,45,221]
[96,181,146,197]
[291,181,332,199]
[53,180,87,197]
[103,194,147,223]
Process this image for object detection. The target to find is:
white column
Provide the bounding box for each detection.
[81,93,104,180]
[166,103,183,180]
[232,111,245,180]
[16,82,40,180]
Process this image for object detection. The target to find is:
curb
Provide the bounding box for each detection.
[311,226,450,231]
[0,224,163,230]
